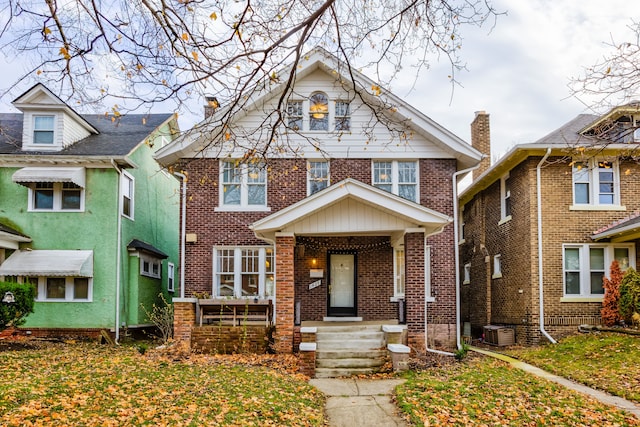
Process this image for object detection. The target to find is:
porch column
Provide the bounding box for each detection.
[275,232,295,353]
[404,230,426,350]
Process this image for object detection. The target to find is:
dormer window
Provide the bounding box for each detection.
[33,115,55,144]
[309,92,329,131]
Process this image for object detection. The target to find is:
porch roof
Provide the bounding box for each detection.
[250,178,452,241]
[591,211,640,242]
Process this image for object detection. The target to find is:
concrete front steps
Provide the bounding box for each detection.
[314,325,387,378]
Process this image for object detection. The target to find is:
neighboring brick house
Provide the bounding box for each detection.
[460,105,640,345]
[0,84,180,339]
[156,48,482,353]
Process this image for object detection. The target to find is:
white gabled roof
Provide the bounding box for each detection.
[155,48,481,169]
[250,178,451,241]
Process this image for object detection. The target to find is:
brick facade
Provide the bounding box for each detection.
[175,157,460,352]
[461,155,640,345]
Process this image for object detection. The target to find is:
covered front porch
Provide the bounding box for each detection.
[251,178,452,353]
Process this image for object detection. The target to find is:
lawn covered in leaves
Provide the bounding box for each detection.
[506,332,640,403]
[0,341,324,426]
[396,356,639,426]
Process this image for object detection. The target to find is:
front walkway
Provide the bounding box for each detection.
[471,346,640,419]
[309,378,408,427]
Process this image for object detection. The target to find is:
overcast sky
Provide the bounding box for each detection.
[0,0,634,163]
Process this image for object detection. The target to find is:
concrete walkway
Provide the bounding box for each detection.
[471,346,640,419]
[309,378,408,427]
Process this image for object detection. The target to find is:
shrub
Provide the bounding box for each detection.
[0,281,36,331]
[141,293,173,344]
[601,260,623,326]
[619,267,640,325]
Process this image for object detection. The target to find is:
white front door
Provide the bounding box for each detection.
[329,253,356,316]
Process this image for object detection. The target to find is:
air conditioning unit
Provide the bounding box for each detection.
[483,325,515,346]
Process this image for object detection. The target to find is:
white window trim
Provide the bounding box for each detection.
[307,160,330,196]
[140,254,162,279]
[286,98,350,133]
[459,204,466,244]
[23,113,61,151]
[391,247,405,301]
[562,243,635,299]
[167,262,175,292]
[372,160,420,202]
[500,173,512,223]
[571,159,623,209]
[121,170,135,219]
[463,263,471,284]
[33,276,93,302]
[27,182,85,212]
[216,161,270,212]
[492,254,502,279]
[212,246,275,298]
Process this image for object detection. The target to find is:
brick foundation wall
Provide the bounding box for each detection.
[191,325,271,354]
[173,299,196,344]
[18,328,107,340]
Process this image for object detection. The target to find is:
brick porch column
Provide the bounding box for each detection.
[173,297,197,345]
[404,229,426,350]
[275,232,295,353]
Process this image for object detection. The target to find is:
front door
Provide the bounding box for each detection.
[328,252,356,316]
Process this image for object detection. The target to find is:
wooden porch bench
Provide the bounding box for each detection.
[196,299,273,327]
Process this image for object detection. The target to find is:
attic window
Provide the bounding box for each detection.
[33,116,55,144]
[309,92,329,131]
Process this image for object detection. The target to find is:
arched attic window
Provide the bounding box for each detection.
[309,92,329,131]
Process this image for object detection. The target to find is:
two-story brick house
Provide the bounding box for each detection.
[156,48,482,358]
[460,105,640,345]
[0,84,180,340]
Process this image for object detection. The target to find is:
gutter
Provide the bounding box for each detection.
[173,172,187,299]
[111,159,123,344]
[536,148,557,344]
[452,161,482,350]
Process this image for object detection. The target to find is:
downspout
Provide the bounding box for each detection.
[452,161,483,350]
[173,172,187,299]
[536,148,557,344]
[111,159,123,344]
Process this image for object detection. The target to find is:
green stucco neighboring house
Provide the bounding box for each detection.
[0,84,180,339]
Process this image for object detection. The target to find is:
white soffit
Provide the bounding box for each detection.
[12,167,86,188]
[0,250,93,277]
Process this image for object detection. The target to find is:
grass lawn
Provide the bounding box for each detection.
[505,332,640,403]
[0,341,324,426]
[396,356,640,426]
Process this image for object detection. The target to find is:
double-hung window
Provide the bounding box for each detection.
[308,161,329,195]
[572,159,620,207]
[500,173,511,220]
[286,101,303,131]
[373,161,418,202]
[121,171,134,219]
[213,246,275,298]
[563,244,634,298]
[220,161,267,209]
[30,182,83,211]
[33,115,55,145]
[335,101,351,131]
[393,248,405,299]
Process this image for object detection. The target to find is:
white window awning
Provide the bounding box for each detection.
[12,167,86,188]
[0,250,93,277]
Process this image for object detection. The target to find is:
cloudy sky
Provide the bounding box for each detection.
[0,0,634,162]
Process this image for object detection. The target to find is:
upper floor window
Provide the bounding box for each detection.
[213,246,274,298]
[335,101,351,131]
[121,171,134,219]
[286,95,350,132]
[373,160,418,202]
[29,182,83,211]
[572,159,619,207]
[309,92,329,131]
[167,262,175,292]
[220,161,266,208]
[286,101,303,131]
[33,115,55,145]
[500,173,512,220]
[563,244,634,297]
[308,161,329,195]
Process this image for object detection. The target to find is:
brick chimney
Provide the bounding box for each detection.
[470,111,491,180]
[204,96,219,119]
